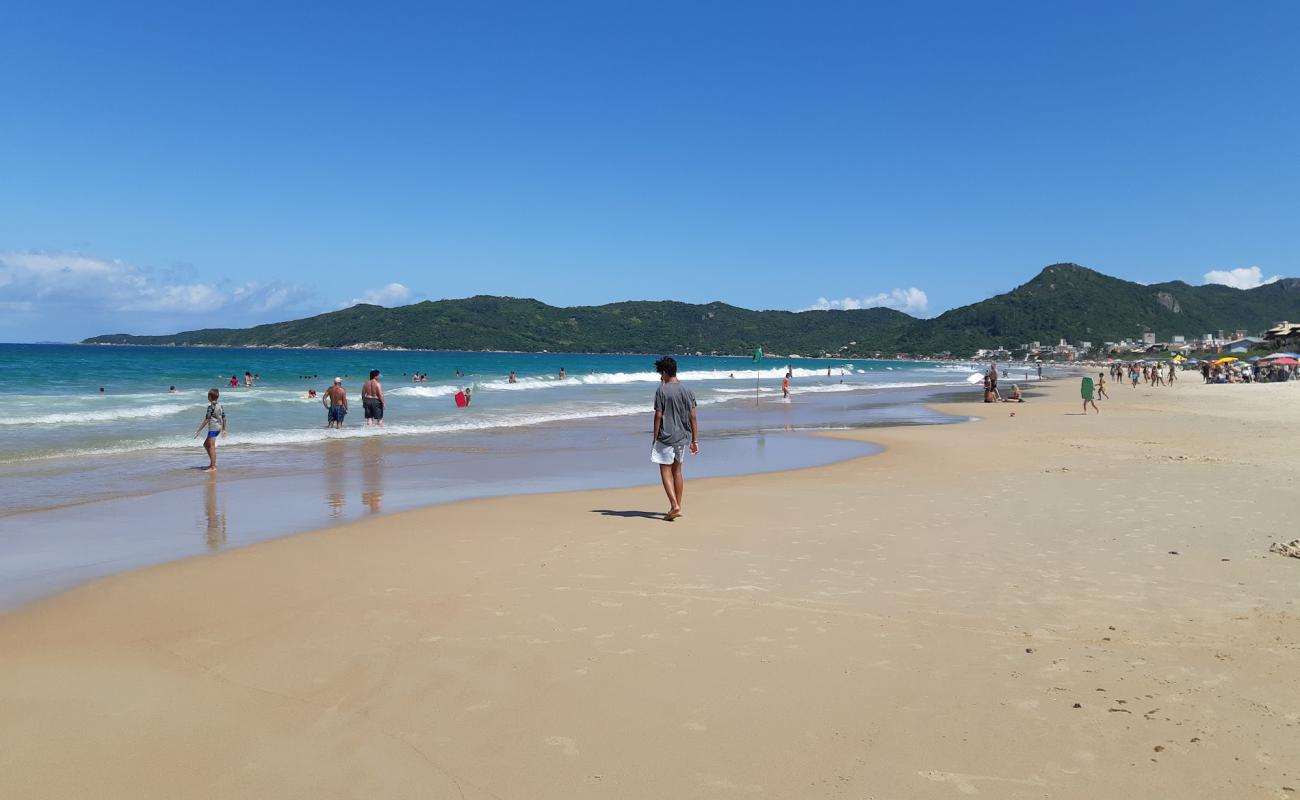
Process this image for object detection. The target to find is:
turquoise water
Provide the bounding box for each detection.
[0,344,992,466]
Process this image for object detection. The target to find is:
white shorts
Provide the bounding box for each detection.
[651,441,686,465]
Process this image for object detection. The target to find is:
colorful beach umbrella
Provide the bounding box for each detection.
[1262,352,1300,360]
[1212,357,1239,364]
[1268,357,1299,366]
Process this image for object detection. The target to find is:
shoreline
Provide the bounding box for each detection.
[2,378,1297,798]
[0,379,984,610]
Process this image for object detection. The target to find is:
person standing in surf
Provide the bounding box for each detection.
[651,356,698,521]
[323,377,348,429]
[192,388,227,471]
[361,369,385,428]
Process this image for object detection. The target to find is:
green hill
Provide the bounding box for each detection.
[894,264,1300,354]
[84,264,1300,356]
[84,296,914,355]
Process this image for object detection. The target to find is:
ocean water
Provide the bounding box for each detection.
[0,344,1030,607]
[0,344,1008,472]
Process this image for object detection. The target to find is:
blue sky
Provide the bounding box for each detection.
[2,1,1297,341]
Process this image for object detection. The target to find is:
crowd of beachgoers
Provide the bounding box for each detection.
[1085,354,1300,384]
[977,352,1299,407]
[1190,353,1300,383]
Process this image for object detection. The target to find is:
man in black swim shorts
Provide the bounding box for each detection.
[361,369,385,428]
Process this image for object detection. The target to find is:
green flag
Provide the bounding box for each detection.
[752,347,763,364]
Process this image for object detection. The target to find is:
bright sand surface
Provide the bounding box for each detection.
[2,378,1298,799]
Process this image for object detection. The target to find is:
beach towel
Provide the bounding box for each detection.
[1080,377,1094,401]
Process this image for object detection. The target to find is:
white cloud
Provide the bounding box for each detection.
[344,282,413,307]
[1203,266,1280,290]
[0,250,316,330]
[802,287,929,315]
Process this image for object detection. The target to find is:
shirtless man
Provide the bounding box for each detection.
[361,369,385,428]
[323,377,348,429]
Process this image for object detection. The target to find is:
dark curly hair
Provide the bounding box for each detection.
[654,356,678,377]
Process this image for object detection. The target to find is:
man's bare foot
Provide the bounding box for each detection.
[664,508,682,521]
[203,466,216,473]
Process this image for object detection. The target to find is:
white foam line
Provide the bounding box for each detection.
[0,397,720,464]
[0,403,193,426]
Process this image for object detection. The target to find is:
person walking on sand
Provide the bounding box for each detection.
[192,388,227,471]
[1081,376,1100,414]
[651,356,698,521]
[1096,371,1110,400]
[323,377,348,429]
[361,369,385,428]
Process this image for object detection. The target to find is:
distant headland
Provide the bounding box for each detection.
[84,264,1300,358]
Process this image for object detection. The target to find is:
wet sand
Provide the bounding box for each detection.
[2,378,1298,799]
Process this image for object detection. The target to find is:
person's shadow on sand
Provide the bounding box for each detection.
[591,509,664,520]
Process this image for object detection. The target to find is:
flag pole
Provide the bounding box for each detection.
[753,346,763,405]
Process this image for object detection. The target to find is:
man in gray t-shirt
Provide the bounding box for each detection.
[651,356,699,521]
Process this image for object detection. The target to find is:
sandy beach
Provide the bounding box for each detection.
[2,377,1298,799]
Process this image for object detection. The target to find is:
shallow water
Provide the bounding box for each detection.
[0,345,1042,608]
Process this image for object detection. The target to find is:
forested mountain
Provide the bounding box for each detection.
[84,296,914,355]
[892,264,1300,354]
[85,264,1300,355]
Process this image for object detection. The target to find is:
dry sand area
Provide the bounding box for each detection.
[2,377,1298,799]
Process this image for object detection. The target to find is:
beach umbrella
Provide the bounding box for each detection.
[1212,357,1239,365]
[1262,352,1300,360]
[1247,356,1262,362]
[1269,357,1299,366]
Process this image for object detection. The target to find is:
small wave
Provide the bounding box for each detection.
[0,403,192,426]
[1,399,711,463]
[388,385,462,399]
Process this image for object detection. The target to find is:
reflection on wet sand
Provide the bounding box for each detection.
[203,474,226,551]
[360,439,384,514]
[324,440,347,517]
